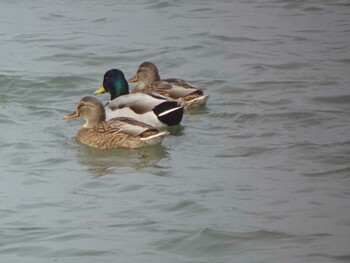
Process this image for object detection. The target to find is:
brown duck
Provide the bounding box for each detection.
[128,62,209,109]
[64,96,169,149]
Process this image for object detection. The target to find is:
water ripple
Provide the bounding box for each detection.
[154,228,293,258]
[211,34,259,42]
[246,62,313,71]
[301,167,350,178]
[312,95,350,104]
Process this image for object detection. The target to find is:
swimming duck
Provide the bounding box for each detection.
[94,69,183,128]
[64,96,169,149]
[128,62,209,109]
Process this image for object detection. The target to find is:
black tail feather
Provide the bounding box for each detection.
[153,101,184,126]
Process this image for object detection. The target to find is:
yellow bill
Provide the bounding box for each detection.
[94,86,107,95]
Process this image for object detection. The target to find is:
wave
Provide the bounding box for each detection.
[312,95,350,105]
[154,228,294,258]
[301,167,350,177]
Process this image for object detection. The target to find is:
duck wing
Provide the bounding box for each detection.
[162,78,203,90]
[106,93,173,114]
[95,117,157,137]
[104,93,183,127]
[110,117,159,137]
[154,80,203,99]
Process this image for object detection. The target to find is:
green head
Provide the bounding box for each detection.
[94,69,129,100]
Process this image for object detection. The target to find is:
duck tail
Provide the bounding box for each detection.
[141,130,169,141]
[140,130,169,145]
[181,95,209,109]
[153,101,184,126]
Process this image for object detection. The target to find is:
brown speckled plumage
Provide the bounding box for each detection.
[128,62,209,109]
[64,97,168,149]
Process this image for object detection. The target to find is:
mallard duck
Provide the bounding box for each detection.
[128,62,209,109]
[64,96,169,149]
[93,69,183,129]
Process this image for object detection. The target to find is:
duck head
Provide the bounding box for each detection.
[128,61,161,88]
[94,69,129,100]
[64,96,106,128]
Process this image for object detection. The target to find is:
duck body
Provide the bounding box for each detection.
[128,62,209,109]
[76,117,167,149]
[64,96,168,149]
[94,69,183,128]
[104,92,183,128]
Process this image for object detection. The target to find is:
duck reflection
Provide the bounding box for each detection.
[76,144,169,178]
[166,125,185,137]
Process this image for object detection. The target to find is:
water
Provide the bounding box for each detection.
[1,0,350,262]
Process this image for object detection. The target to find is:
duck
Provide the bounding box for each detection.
[128,62,209,109]
[63,96,169,149]
[93,69,183,129]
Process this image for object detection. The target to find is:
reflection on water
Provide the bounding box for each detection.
[166,125,185,136]
[185,106,210,116]
[76,144,169,178]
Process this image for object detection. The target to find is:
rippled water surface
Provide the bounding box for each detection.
[1,0,350,262]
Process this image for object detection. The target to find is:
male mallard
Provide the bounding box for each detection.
[128,62,209,109]
[94,69,183,129]
[64,96,169,149]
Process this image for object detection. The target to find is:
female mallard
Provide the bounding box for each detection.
[128,62,209,109]
[64,96,169,149]
[93,69,183,129]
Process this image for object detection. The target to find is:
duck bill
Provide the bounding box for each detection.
[94,86,107,95]
[63,111,80,119]
[127,76,138,83]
